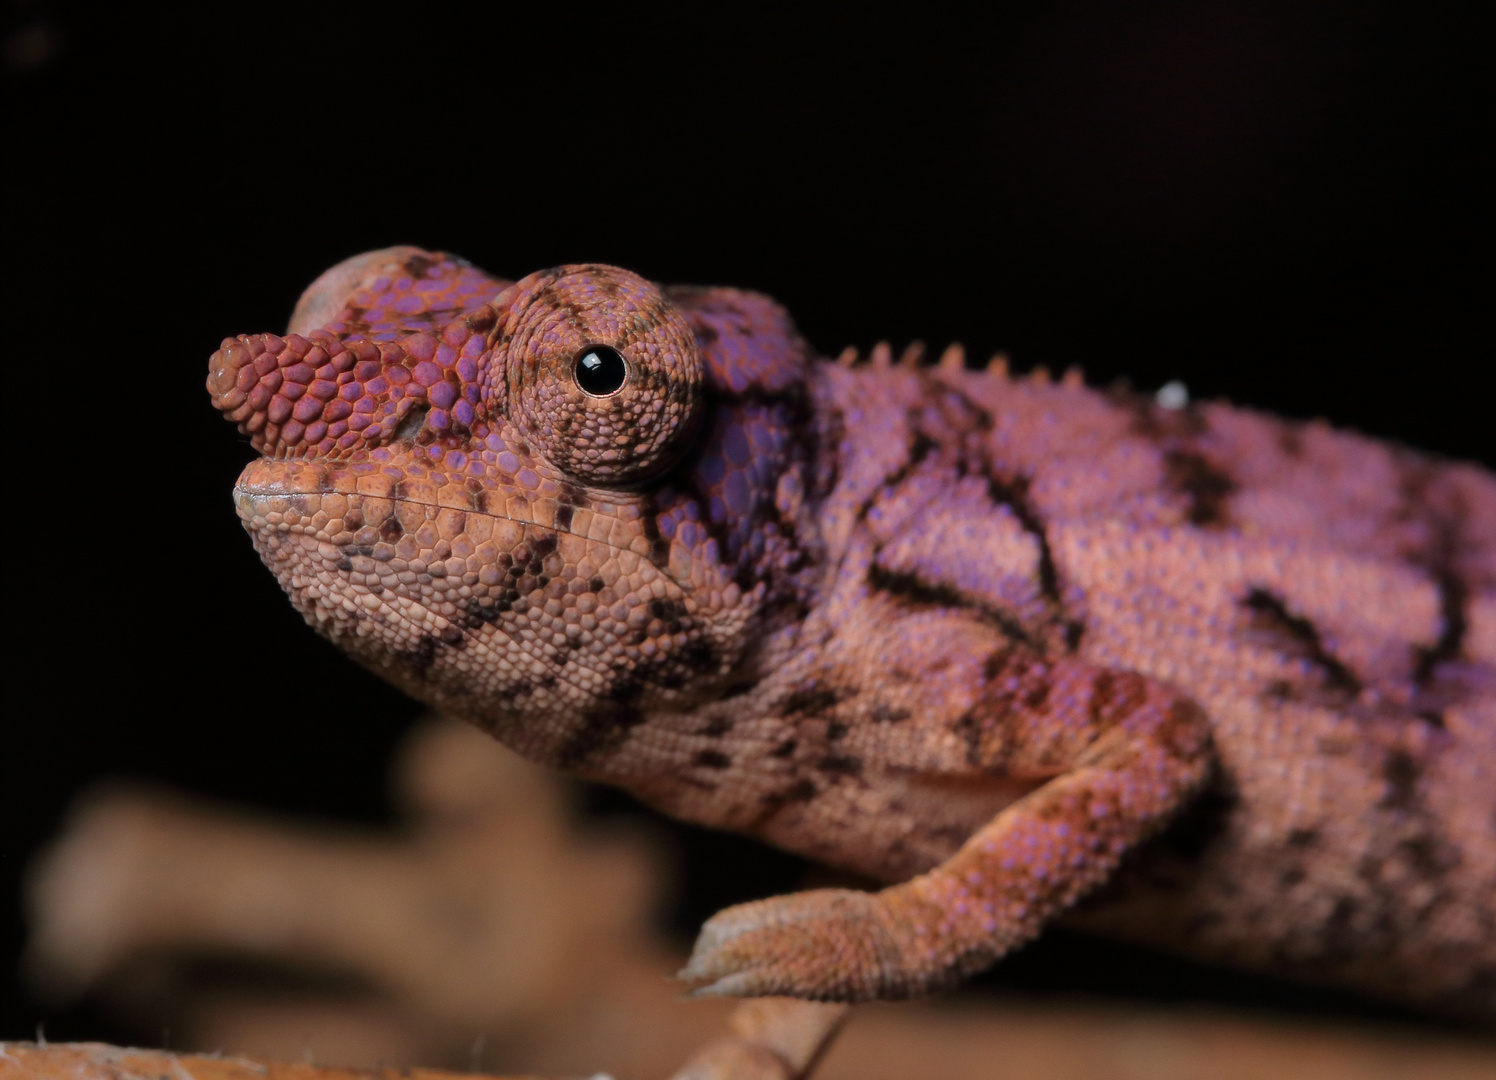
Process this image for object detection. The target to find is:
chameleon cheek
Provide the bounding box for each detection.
[490,264,704,485]
[232,467,717,748]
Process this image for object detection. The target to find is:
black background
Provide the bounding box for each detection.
[3,0,1489,1042]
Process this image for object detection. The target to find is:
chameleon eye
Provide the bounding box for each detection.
[491,265,703,485]
[574,345,629,397]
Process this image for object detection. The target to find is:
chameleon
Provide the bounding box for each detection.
[206,247,1495,1019]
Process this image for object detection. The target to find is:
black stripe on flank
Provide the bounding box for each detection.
[1242,588,1360,696]
[866,563,1039,649]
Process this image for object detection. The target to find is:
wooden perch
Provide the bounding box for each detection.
[0,1042,532,1080]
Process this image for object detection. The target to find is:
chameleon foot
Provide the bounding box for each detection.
[679,887,931,1000]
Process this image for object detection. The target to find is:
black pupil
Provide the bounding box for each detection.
[574,346,627,396]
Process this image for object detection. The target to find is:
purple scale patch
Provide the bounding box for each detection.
[698,455,726,485]
[412,361,443,387]
[456,357,478,382]
[452,400,475,426]
[404,333,438,362]
[428,409,450,430]
[723,423,751,465]
[429,382,458,409]
[723,470,752,515]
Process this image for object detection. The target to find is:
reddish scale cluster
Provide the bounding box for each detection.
[207,257,506,460]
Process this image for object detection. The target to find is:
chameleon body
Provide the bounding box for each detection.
[208,248,1495,1016]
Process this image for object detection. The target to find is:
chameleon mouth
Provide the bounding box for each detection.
[232,456,634,569]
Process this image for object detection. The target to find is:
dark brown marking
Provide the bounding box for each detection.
[694,749,731,769]
[817,755,863,776]
[1164,450,1235,527]
[770,739,798,758]
[464,305,497,334]
[638,491,672,569]
[1398,835,1453,878]
[869,703,910,723]
[699,716,733,737]
[402,253,434,278]
[1413,569,1467,692]
[392,404,430,442]
[826,721,848,741]
[1380,750,1420,810]
[554,704,647,770]
[779,684,843,718]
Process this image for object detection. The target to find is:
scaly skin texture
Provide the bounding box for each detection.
[208,248,1496,1017]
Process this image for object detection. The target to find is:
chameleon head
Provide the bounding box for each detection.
[207,255,799,767]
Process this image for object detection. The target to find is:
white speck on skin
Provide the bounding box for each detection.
[1156,381,1189,410]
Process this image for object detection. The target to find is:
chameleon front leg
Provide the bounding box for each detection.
[680,657,1214,1000]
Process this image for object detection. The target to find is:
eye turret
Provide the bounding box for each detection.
[490,265,704,485]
